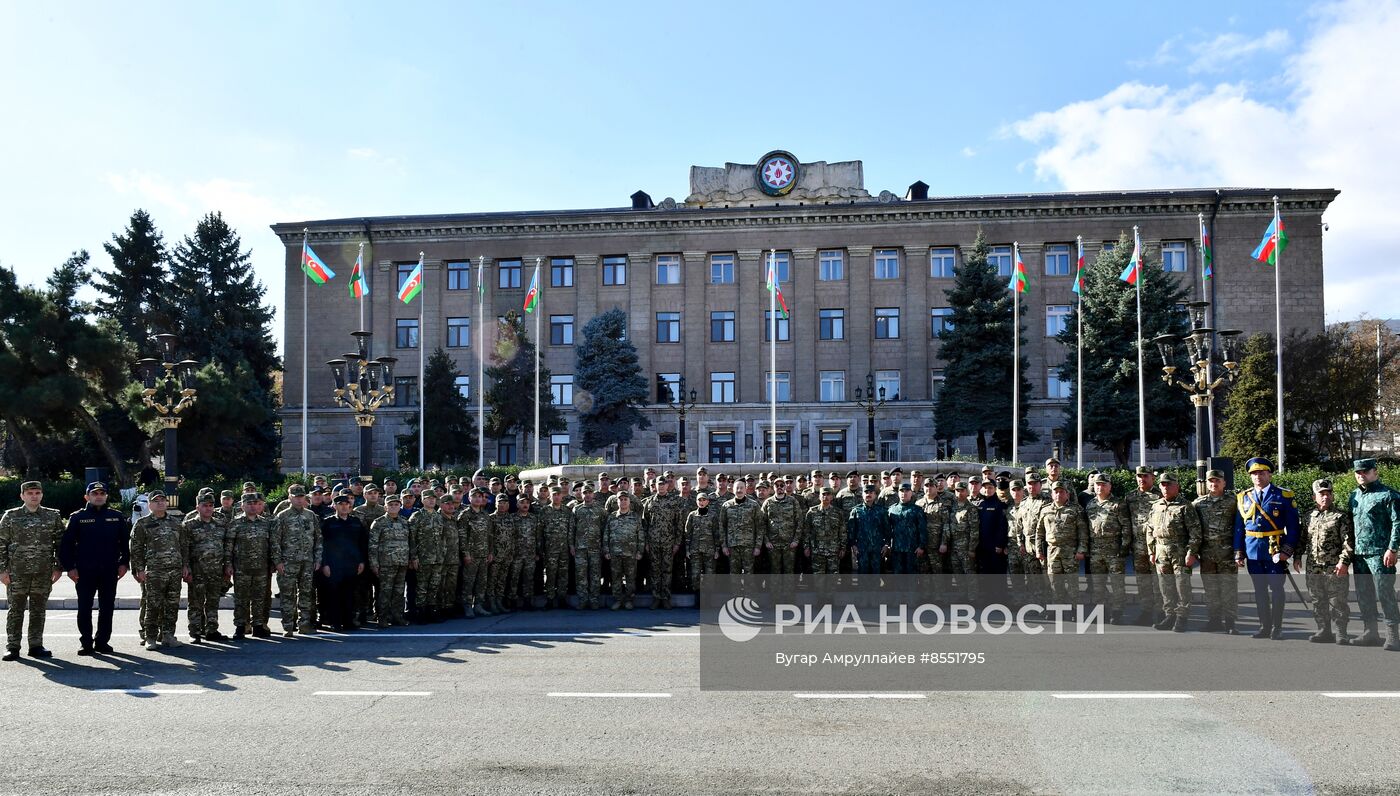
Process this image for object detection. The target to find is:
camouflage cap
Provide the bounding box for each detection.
[242,481,257,491]
[385,493,403,505]
[981,465,994,473]
[148,490,167,500]
[1045,457,1061,466]
[862,485,878,494]
[953,481,968,490]
[494,494,509,503]
[755,480,772,490]
[910,470,923,477]
[197,492,215,504]
[695,466,709,474]
[549,485,563,494]
[696,491,714,501]
[241,492,263,504]
[1206,469,1226,480]
[819,486,835,496]
[1025,471,1043,482]
[439,493,458,503]
[364,483,381,493]
[581,483,595,493]
[287,484,307,497]
[1158,472,1180,485]
[846,470,859,478]
[489,477,502,485]
[1010,479,1026,489]
[1313,478,1334,492]
[1092,473,1112,485]
[220,490,236,499]
[1047,481,1067,492]
[1134,466,1153,477]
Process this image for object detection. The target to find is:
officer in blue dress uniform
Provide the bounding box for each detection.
[1233,457,1299,639]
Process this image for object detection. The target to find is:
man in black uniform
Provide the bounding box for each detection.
[319,494,368,631]
[59,482,130,656]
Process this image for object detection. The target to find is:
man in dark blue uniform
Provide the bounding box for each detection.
[59,482,130,656]
[320,494,369,631]
[1233,457,1299,640]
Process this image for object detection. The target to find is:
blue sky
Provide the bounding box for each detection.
[3,0,1395,353]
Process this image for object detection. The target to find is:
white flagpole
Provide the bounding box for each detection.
[418,251,425,473]
[476,255,485,471]
[533,256,542,467]
[357,242,366,332]
[769,248,777,464]
[301,228,309,476]
[1012,241,1020,466]
[1134,226,1146,468]
[1075,235,1083,471]
[1200,213,1215,456]
[1273,195,1285,472]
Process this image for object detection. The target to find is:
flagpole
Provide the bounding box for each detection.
[357,242,366,332]
[533,257,542,467]
[769,249,777,464]
[476,255,485,472]
[418,251,425,473]
[1199,213,1215,457]
[1075,235,1083,471]
[301,228,309,476]
[1134,226,1146,468]
[1273,195,1285,472]
[1012,241,1020,467]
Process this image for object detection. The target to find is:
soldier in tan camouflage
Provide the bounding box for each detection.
[1193,470,1242,633]
[510,495,540,610]
[183,493,231,641]
[1015,474,1052,605]
[486,495,516,613]
[409,491,446,621]
[917,481,952,583]
[1125,466,1162,626]
[1035,482,1087,605]
[131,491,189,650]
[229,493,276,639]
[1298,478,1354,644]
[572,485,607,609]
[539,487,574,609]
[804,487,847,576]
[641,475,686,608]
[1148,473,1202,632]
[760,478,805,577]
[369,494,412,626]
[436,494,462,617]
[273,485,322,636]
[457,489,493,617]
[353,485,387,625]
[0,481,63,660]
[686,492,723,588]
[1083,473,1131,622]
[606,493,644,609]
[944,482,980,601]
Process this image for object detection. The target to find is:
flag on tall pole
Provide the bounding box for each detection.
[476,255,485,471]
[768,249,779,463]
[348,245,368,299]
[530,257,542,465]
[1010,242,1024,465]
[398,259,423,303]
[1119,234,1143,285]
[1007,244,1029,294]
[412,252,425,471]
[300,229,311,475]
[1198,214,1213,281]
[765,252,790,319]
[1072,237,1087,295]
[1262,197,1287,471]
[1075,235,1084,470]
[301,243,336,284]
[1199,213,1215,456]
[523,261,540,314]
[1251,214,1289,266]
[1128,227,1147,467]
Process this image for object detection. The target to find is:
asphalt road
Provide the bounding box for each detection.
[0,607,1396,796]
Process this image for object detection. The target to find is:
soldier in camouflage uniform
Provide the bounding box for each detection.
[1194,470,1242,633]
[1014,475,1052,606]
[760,479,806,577]
[941,482,980,601]
[486,495,516,613]
[1003,480,1031,605]
[273,485,322,636]
[538,487,574,609]
[409,491,446,622]
[1147,473,1202,632]
[1,482,64,659]
[457,489,493,617]
[369,494,412,626]
[1083,473,1131,622]
[1125,467,1162,625]
[606,492,644,609]
[917,481,952,582]
[646,475,689,608]
[834,472,862,517]
[803,487,846,576]
[352,485,387,625]
[1300,478,1354,644]
[130,491,188,650]
[572,484,607,609]
[720,480,762,576]
[510,495,540,609]
[229,494,276,639]
[183,493,231,641]
[1035,482,1087,605]
[685,492,723,589]
[436,494,462,617]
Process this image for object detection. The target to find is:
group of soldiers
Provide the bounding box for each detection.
[3,454,1399,658]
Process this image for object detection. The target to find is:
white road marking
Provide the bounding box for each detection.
[547,692,672,698]
[93,688,206,694]
[793,693,928,700]
[1322,692,1400,698]
[1052,693,1193,700]
[313,691,432,696]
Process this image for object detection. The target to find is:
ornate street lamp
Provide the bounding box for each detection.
[661,376,699,464]
[853,372,886,463]
[1152,300,1242,494]
[136,333,200,507]
[327,330,398,479]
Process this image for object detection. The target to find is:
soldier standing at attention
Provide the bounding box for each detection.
[130,491,189,650]
[1297,478,1354,645]
[436,494,462,617]
[571,485,606,610]
[1015,473,1052,607]
[1147,473,1202,632]
[1035,482,1088,606]
[1345,458,1400,650]
[320,494,368,631]
[1233,457,1299,640]
[803,487,847,576]
[720,479,761,576]
[917,480,952,580]
[641,475,685,608]
[352,485,387,626]
[1083,473,1131,623]
[457,489,493,617]
[273,485,322,637]
[760,477,806,577]
[1194,470,1241,633]
[229,493,276,640]
[511,494,540,610]
[942,482,980,602]
[1,481,63,660]
[485,494,515,614]
[539,486,574,610]
[369,494,412,626]
[409,491,445,622]
[847,486,891,577]
[183,493,230,642]
[1126,466,1163,626]
[606,492,643,609]
[60,481,130,656]
[885,484,927,576]
[686,492,722,589]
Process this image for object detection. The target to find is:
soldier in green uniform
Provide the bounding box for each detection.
[1345,458,1400,650]
[803,487,846,576]
[606,492,643,609]
[1014,474,1052,607]
[1125,466,1162,626]
[273,485,321,637]
[539,487,574,609]
[1004,480,1030,605]
[1,481,64,660]
[1035,482,1087,605]
[572,484,607,609]
[760,478,806,577]
[369,494,412,626]
[685,492,722,589]
[917,480,952,582]
[1148,473,1202,632]
[409,491,445,622]
[183,493,231,641]
[511,494,540,610]
[130,491,189,650]
[846,486,890,577]
[229,493,276,639]
[1083,473,1131,623]
[486,495,516,613]
[457,489,493,617]
[720,479,761,576]
[941,482,979,601]
[352,485,387,625]
[436,494,462,617]
[1194,470,1241,633]
[1298,478,1354,644]
[641,475,685,608]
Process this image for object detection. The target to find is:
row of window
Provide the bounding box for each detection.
[400,241,1193,295]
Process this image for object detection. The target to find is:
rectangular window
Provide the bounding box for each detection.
[446,261,471,291]
[763,429,792,464]
[1102,241,1117,253]
[989,246,1013,278]
[1046,305,1071,337]
[818,428,847,463]
[656,254,681,285]
[550,257,574,287]
[550,315,574,346]
[655,311,681,343]
[819,370,846,402]
[931,368,945,396]
[1162,241,1188,272]
[818,249,845,281]
[551,374,574,406]
[1045,244,1071,276]
[1047,368,1072,399]
[602,255,627,286]
[396,262,418,293]
[768,251,790,284]
[879,430,900,463]
[819,308,845,340]
[393,376,418,407]
[446,316,471,348]
[454,375,471,400]
[875,370,901,401]
[874,248,900,280]
[764,371,791,403]
[395,319,419,349]
[657,372,681,403]
[711,371,736,403]
[930,307,954,337]
[550,434,570,465]
[764,310,790,342]
[496,438,516,466]
[710,311,735,342]
[708,430,736,464]
[930,247,956,278]
[498,259,522,289]
[710,254,735,284]
[874,307,901,339]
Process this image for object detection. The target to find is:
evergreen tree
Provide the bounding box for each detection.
[574,309,650,454]
[484,312,564,462]
[1056,232,1193,467]
[1219,333,1311,466]
[933,230,1034,462]
[397,347,479,468]
[95,209,170,343]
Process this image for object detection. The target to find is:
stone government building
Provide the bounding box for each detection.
[273,152,1336,471]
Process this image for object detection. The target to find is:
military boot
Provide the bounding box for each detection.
[1223,618,1239,635]
[1203,613,1222,632]
[1269,602,1285,640]
[1385,624,1400,652]
[610,598,622,611]
[1172,615,1188,633]
[1308,618,1335,644]
[1354,620,1382,647]
[1336,623,1351,645]
[1153,614,1175,631]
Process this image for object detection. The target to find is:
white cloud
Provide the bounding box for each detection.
[961,146,977,158]
[1129,35,1181,69]
[1007,0,1400,323]
[1185,29,1290,73]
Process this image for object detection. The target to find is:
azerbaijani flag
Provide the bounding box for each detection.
[523,260,540,313]
[1199,218,1213,280]
[1251,216,1288,265]
[348,248,368,298]
[1007,244,1028,293]
[476,257,485,298]
[765,253,790,319]
[302,245,335,284]
[398,259,423,303]
[1072,238,1086,295]
[1120,233,1143,285]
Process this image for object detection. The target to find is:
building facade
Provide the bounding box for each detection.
[273,152,1337,471]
